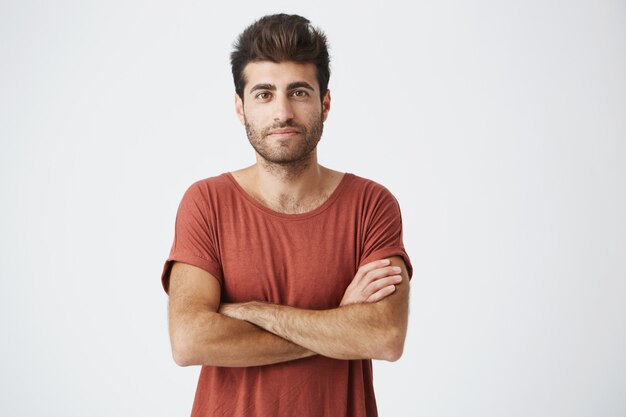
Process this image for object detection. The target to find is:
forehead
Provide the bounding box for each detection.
[243,61,318,92]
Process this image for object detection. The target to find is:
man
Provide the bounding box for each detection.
[162,13,413,417]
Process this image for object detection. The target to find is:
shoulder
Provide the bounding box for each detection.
[187,173,232,194]
[344,173,398,204]
[175,173,237,217]
[181,173,233,201]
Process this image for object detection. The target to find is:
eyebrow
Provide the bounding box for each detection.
[248,81,315,94]
[249,83,275,94]
[287,82,315,91]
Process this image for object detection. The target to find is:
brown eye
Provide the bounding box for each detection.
[292,90,309,98]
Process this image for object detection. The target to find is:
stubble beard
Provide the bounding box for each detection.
[244,113,324,177]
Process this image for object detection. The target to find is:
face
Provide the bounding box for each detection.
[235,61,331,165]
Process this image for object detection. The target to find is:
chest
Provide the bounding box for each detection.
[217,213,360,309]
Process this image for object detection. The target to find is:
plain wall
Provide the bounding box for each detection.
[1,0,625,416]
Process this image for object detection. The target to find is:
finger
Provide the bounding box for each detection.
[360,266,402,286]
[366,285,397,303]
[356,275,401,304]
[364,274,402,295]
[354,259,391,283]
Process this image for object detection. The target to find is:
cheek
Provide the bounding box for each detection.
[294,104,320,120]
[302,107,324,125]
[244,105,271,124]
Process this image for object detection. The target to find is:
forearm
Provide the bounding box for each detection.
[167,259,407,366]
[170,309,314,367]
[221,293,408,361]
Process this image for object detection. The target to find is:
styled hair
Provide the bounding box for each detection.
[230,14,330,101]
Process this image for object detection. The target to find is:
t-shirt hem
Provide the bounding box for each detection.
[161,253,223,293]
[360,247,413,279]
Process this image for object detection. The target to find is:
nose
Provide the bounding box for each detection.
[273,94,294,123]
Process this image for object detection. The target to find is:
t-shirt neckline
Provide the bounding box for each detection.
[224,171,353,220]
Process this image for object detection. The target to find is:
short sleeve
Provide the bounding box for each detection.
[359,185,413,279]
[161,182,223,293]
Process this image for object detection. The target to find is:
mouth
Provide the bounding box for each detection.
[267,128,301,138]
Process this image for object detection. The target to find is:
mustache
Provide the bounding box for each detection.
[269,120,303,130]
[263,120,306,134]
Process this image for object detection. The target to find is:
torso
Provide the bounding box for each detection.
[166,171,410,416]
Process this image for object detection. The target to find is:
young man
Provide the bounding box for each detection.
[162,14,413,417]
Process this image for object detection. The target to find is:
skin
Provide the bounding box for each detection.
[169,259,405,366]
[231,61,337,212]
[167,60,410,366]
[219,256,409,361]
[237,62,329,178]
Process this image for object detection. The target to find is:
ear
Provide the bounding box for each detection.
[234,93,245,125]
[322,89,331,122]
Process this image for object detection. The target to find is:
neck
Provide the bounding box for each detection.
[252,151,325,203]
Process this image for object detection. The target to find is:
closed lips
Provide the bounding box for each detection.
[269,129,300,135]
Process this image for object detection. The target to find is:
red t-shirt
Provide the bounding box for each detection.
[162,172,412,417]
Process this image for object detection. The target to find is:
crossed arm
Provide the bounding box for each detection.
[168,257,410,367]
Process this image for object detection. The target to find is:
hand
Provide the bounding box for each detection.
[340,259,403,306]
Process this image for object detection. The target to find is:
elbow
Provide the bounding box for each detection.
[170,327,205,367]
[382,342,404,362]
[170,326,223,367]
[172,351,194,367]
[171,339,197,367]
[377,328,406,362]
[169,312,223,367]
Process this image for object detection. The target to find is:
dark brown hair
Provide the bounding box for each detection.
[230,14,330,101]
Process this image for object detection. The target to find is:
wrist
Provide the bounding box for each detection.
[219,301,252,321]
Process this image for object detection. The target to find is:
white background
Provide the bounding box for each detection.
[1,1,625,416]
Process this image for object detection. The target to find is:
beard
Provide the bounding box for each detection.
[244,113,324,166]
